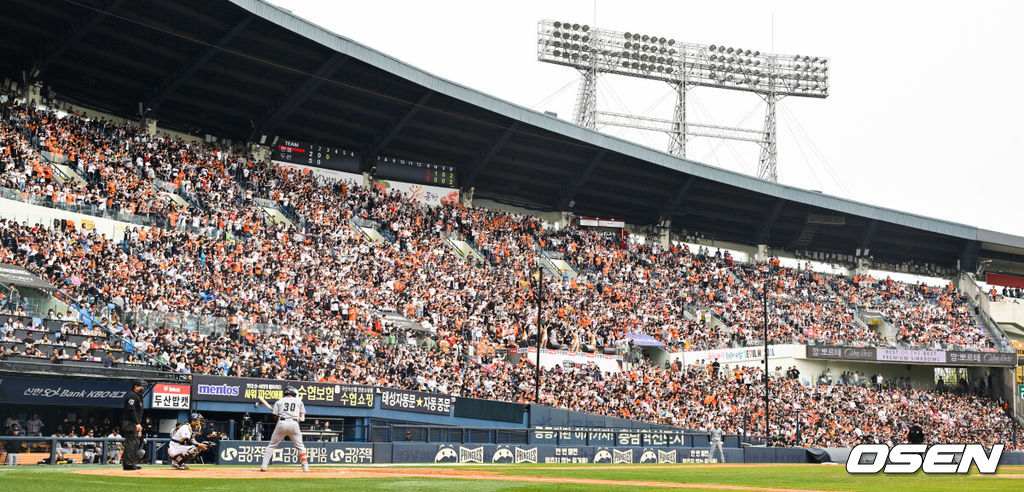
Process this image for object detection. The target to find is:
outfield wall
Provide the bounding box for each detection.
[214,440,1024,466]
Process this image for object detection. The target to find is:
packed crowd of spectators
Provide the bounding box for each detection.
[0,89,1017,450]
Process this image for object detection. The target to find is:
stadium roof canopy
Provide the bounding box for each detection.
[2,0,1022,271]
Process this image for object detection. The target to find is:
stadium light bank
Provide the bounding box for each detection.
[537,19,829,182]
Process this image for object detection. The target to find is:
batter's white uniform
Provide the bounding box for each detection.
[260,395,308,471]
[168,424,197,458]
[709,426,725,463]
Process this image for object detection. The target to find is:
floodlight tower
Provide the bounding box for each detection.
[537,20,830,182]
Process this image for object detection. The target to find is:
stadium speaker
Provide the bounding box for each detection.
[856,248,861,257]
[272,136,279,146]
[259,134,267,145]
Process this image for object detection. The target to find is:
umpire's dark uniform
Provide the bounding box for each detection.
[121,379,146,470]
[907,422,924,445]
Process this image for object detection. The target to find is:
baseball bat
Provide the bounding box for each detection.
[257,397,273,411]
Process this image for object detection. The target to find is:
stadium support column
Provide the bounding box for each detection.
[141,118,157,134]
[24,81,42,106]
[668,79,687,157]
[757,91,778,182]
[247,143,270,163]
[573,67,598,129]
[660,219,672,249]
[755,244,769,263]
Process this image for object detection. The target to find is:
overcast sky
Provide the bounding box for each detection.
[269,0,1023,235]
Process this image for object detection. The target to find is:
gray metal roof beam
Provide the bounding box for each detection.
[559,150,607,210]
[658,175,696,223]
[960,240,980,272]
[147,16,254,114]
[859,219,878,250]
[465,122,519,189]
[756,199,786,244]
[31,0,127,78]
[361,91,433,169]
[254,52,348,139]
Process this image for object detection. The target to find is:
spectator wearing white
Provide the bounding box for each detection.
[107,428,122,463]
[23,414,43,437]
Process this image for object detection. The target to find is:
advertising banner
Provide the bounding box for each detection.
[509,347,623,373]
[217,441,373,465]
[681,345,795,366]
[271,160,363,184]
[379,388,454,416]
[876,348,946,363]
[191,375,374,408]
[391,444,740,464]
[945,351,1017,366]
[529,428,692,447]
[804,345,1016,367]
[805,346,877,361]
[152,383,190,409]
[0,375,127,407]
[375,180,458,207]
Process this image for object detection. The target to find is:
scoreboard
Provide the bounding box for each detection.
[374,156,458,188]
[271,140,360,173]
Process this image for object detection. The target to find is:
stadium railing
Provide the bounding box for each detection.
[0,357,183,381]
[0,185,169,230]
[0,436,170,465]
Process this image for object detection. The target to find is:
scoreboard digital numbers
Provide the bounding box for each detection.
[271,139,360,173]
[374,156,458,188]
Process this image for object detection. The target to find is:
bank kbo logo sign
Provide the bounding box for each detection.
[847,444,1003,474]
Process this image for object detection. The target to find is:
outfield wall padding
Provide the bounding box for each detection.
[390,442,747,464]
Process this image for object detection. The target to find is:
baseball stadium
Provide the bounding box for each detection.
[0,0,1023,490]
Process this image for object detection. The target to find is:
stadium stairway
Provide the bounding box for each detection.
[372,309,432,334]
[538,250,578,279]
[253,198,294,228]
[968,308,1011,349]
[547,257,578,279]
[444,236,486,264]
[349,218,386,243]
[261,206,293,228]
[857,309,894,338]
[37,150,89,188]
[158,191,191,209]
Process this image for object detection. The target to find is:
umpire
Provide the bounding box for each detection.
[121,379,146,470]
[907,421,925,445]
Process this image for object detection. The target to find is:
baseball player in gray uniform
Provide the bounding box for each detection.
[260,387,308,472]
[709,421,725,463]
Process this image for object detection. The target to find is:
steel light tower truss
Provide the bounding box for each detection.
[537,20,830,182]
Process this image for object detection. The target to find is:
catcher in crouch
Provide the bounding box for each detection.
[168,413,212,470]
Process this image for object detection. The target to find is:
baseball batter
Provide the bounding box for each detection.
[260,387,308,472]
[168,413,208,470]
[709,421,725,463]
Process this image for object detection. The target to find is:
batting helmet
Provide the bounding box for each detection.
[284,386,298,397]
[190,413,204,422]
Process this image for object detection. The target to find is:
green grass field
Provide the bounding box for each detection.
[0,463,1021,491]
